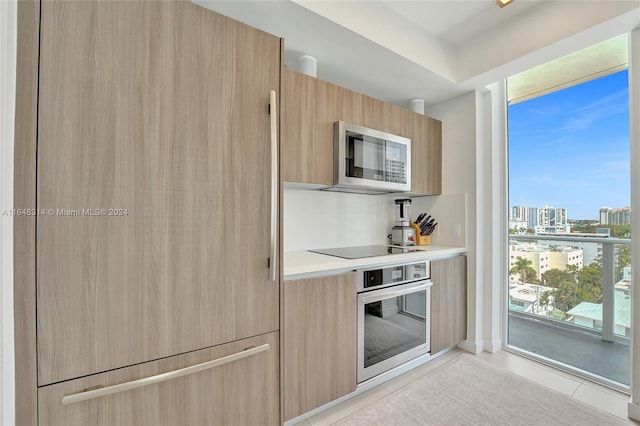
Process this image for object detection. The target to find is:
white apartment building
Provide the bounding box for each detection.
[568,288,631,337]
[548,246,584,270]
[509,243,550,280]
[536,230,609,266]
[510,205,570,233]
[535,206,569,233]
[508,283,554,316]
[510,206,538,230]
[509,242,584,280]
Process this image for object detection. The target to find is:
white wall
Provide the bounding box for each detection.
[410,192,466,247]
[0,0,17,424]
[425,92,482,353]
[283,189,398,251]
[283,191,467,252]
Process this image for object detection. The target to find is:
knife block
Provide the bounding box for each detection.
[411,223,431,246]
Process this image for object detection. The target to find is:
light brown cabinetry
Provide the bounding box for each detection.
[282,273,357,421]
[15,0,282,423]
[38,332,280,426]
[281,68,371,186]
[280,68,441,194]
[430,256,467,353]
[406,111,442,195]
[36,0,280,386]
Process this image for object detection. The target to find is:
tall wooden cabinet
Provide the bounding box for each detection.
[430,256,467,353]
[281,68,442,195]
[16,1,281,423]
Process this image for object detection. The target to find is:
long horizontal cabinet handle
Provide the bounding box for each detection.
[61,343,270,405]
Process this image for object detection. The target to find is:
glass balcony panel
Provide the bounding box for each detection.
[507,234,631,388]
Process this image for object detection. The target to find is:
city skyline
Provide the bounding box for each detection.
[510,203,631,223]
[508,69,630,220]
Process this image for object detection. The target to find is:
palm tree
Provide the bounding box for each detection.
[510,256,539,283]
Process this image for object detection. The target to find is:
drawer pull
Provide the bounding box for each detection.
[62,343,270,405]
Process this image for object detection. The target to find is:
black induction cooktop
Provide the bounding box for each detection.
[309,245,420,259]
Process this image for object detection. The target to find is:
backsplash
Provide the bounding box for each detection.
[283,189,396,251]
[410,192,466,247]
[283,189,466,251]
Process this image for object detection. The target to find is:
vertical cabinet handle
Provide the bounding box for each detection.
[269,90,278,282]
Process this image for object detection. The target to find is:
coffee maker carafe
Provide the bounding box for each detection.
[391,198,416,246]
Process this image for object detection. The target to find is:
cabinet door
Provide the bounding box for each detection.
[281,68,440,192]
[406,110,442,195]
[37,1,280,385]
[281,69,372,186]
[38,332,279,426]
[431,256,467,353]
[281,68,333,185]
[283,273,357,420]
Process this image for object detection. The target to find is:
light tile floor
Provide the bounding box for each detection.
[295,349,635,425]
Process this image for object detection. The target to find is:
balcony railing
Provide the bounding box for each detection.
[508,234,631,343]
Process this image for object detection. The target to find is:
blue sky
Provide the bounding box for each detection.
[508,70,630,220]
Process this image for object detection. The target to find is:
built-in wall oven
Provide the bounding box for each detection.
[357,260,432,383]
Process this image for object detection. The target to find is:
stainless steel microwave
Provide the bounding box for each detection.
[332,121,411,194]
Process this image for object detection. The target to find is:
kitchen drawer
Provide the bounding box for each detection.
[38,332,279,426]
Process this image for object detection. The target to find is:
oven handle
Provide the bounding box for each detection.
[360,280,432,304]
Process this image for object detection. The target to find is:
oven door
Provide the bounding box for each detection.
[357,280,432,383]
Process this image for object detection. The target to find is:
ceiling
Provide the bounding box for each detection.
[194,1,640,109]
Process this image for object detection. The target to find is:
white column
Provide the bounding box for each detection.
[628,27,640,422]
[486,80,508,352]
[0,1,17,424]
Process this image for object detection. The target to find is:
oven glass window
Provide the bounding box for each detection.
[363,290,426,368]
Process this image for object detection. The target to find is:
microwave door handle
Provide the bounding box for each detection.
[360,281,432,304]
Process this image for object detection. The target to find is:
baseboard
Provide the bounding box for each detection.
[484,339,502,353]
[629,400,640,421]
[457,339,484,354]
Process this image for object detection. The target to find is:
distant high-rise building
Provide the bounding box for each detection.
[511,206,529,222]
[510,206,539,230]
[599,207,631,225]
[538,205,567,227]
[535,205,569,233]
[528,207,538,230]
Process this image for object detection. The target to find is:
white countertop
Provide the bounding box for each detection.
[284,245,466,280]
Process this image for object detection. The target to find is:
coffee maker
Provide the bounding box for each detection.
[390,198,416,246]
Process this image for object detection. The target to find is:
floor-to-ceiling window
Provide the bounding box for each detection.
[505,35,632,390]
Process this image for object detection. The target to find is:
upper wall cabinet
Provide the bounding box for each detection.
[281,68,371,186]
[281,68,442,195]
[406,110,442,196]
